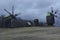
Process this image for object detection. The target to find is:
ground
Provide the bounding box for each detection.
[0,27,60,40]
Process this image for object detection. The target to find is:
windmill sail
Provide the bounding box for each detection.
[12,6,14,15]
[4,9,11,15]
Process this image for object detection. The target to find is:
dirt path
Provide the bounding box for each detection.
[0,27,60,40]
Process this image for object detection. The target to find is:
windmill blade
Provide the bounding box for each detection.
[53,14,58,18]
[4,9,11,15]
[15,13,21,16]
[55,10,59,14]
[51,7,54,13]
[55,15,59,19]
[12,6,14,15]
[54,15,57,17]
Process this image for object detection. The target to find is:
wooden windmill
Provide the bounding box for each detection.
[46,7,58,26]
[4,6,21,27]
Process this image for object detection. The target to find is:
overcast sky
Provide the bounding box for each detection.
[0,0,60,26]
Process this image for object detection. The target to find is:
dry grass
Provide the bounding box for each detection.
[0,27,60,40]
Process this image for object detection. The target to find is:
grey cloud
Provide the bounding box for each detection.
[0,0,60,26]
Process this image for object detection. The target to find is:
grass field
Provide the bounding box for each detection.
[0,27,60,40]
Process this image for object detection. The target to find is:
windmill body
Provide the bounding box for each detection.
[46,7,58,26]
